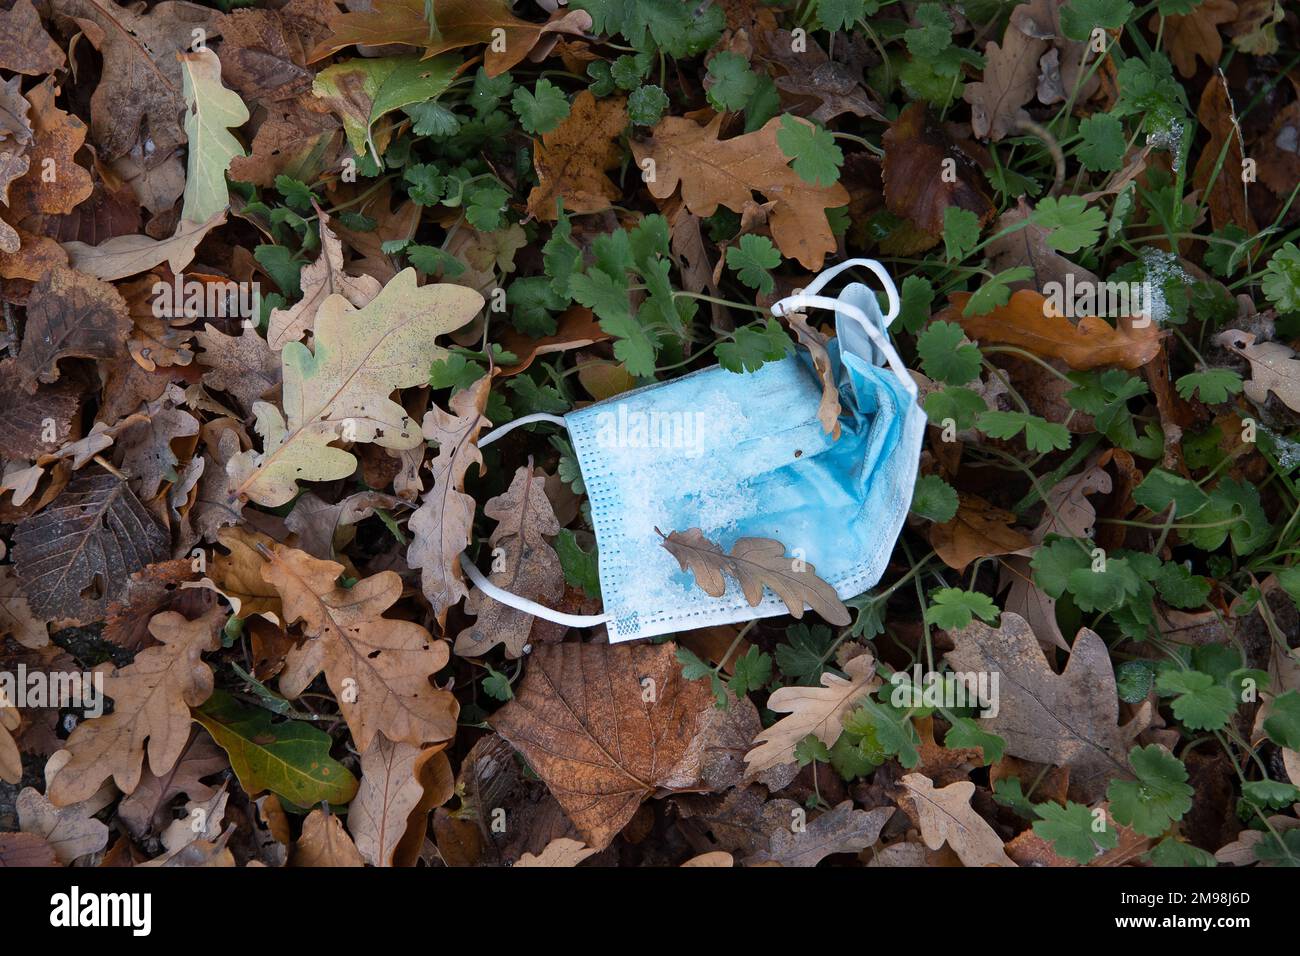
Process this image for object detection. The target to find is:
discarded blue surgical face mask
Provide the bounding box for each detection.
[461,259,926,642]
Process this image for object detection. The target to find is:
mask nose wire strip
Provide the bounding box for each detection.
[455,411,613,626]
[459,553,612,626]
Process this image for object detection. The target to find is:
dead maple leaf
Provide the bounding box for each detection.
[525,90,627,222]
[929,492,1032,573]
[13,472,171,625]
[744,654,880,773]
[659,528,851,626]
[1216,329,1300,413]
[942,289,1162,370]
[310,0,591,76]
[631,114,850,270]
[265,207,382,350]
[944,612,1153,802]
[490,641,720,851]
[16,264,131,393]
[456,464,564,659]
[263,543,458,752]
[227,268,482,507]
[896,773,1015,868]
[407,376,492,629]
[48,607,226,806]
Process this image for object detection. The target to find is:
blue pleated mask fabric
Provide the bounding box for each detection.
[462,259,925,642]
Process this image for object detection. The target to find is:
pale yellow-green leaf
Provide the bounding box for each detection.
[179,47,249,224]
[228,268,483,507]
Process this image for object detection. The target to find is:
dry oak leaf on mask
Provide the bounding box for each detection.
[13,471,171,625]
[266,208,382,350]
[659,528,851,626]
[525,90,628,222]
[630,114,850,270]
[226,269,482,508]
[262,542,458,752]
[896,773,1015,868]
[46,607,226,807]
[944,612,1153,803]
[456,464,564,659]
[48,0,222,164]
[490,640,722,851]
[744,653,880,774]
[1215,329,1300,413]
[786,310,842,438]
[942,290,1162,371]
[407,375,491,630]
[309,0,592,77]
[16,264,131,393]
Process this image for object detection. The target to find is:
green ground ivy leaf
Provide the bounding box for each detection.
[1262,242,1300,313]
[911,474,959,523]
[1061,0,1134,41]
[1107,745,1194,837]
[511,78,570,134]
[923,386,986,430]
[943,207,980,261]
[555,529,600,598]
[706,50,757,112]
[717,317,793,372]
[897,275,935,333]
[924,588,999,629]
[726,234,781,294]
[944,717,1004,764]
[976,410,1071,453]
[963,267,1035,315]
[1132,467,1209,517]
[1033,800,1119,863]
[1152,561,1210,609]
[1242,778,1300,808]
[729,645,773,696]
[843,698,920,768]
[1175,369,1243,404]
[179,48,249,224]
[1264,690,1300,750]
[628,85,669,126]
[1030,196,1106,253]
[195,690,359,807]
[776,623,835,684]
[917,320,981,385]
[313,54,459,159]
[1156,670,1237,731]
[1076,113,1125,173]
[776,113,843,186]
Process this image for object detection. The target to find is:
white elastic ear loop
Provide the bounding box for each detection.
[772,293,916,396]
[460,553,611,627]
[457,411,612,627]
[793,258,900,326]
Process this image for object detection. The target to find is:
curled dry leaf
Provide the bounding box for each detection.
[785,311,841,438]
[943,290,1163,370]
[292,808,364,867]
[659,528,850,626]
[407,375,491,628]
[1216,329,1300,412]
